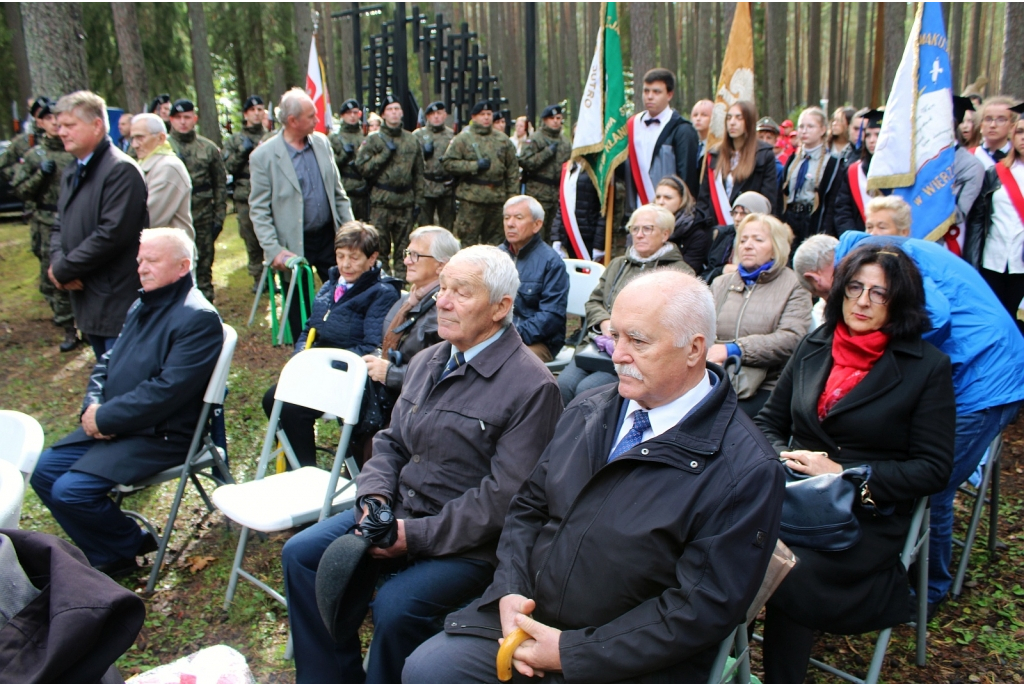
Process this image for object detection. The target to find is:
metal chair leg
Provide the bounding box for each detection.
[224,525,251,609]
[248,264,270,326]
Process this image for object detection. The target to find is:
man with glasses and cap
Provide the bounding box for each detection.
[414,101,456,230]
[519,103,571,241]
[355,94,424,280]
[168,98,226,302]
[443,100,519,246]
[223,95,268,290]
[330,98,369,221]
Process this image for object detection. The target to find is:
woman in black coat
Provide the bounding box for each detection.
[695,100,780,230]
[780,107,844,251]
[654,174,709,273]
[262,222,402,468]
[753,244,955,683]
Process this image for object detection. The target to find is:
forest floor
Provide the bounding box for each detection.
[1,214,1022,683]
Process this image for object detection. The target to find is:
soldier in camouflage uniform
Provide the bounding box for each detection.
[414,101,455,230]
[168,99,226,302]
[223,94,267,290]
[355,95,424,281]
[0,97,51,187]
[442,100,519,246]
[150,93,172,133]
[330,99,368,221]
[10,99,79,351]
[518,104,571,241]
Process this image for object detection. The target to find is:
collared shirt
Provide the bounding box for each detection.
[451,325,507,365]
[791,144,824,203]
[288,137,332,232]
[633,106,673,176]
[612,370,715,452]
[983,159,1024,274]
[79,151,95,167]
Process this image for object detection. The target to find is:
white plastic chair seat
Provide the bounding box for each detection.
[0,459,26,528]
[0,410,45,476]
[213,467,357,532]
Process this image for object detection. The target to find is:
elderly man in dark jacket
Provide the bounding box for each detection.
[47,91,150,359]
[32,228,223,577]
[405,269,786,684]
[282,245,563,684]
[498,195,569,362]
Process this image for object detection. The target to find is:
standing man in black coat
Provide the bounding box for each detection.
[32,228,223,577]
[48,91,150,359]
[405,270,785,683]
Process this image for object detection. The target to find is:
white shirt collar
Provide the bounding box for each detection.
[643,106,671,123]
[802,144,823,158]
[616,370,714,446]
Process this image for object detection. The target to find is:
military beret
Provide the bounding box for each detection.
[382,93,400,108]
[425,101,446,115]
[470,100,495,116]
[150,94,171,112]
[541,104,564,119]
[243,95,264,112]
[170,99,194,115]
[492,110,504,122]
[30,97,54,118]
[756,117,780,134]
[338,98,361,115]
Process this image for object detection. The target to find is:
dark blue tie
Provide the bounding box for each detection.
[793,154,811,198]
[440,351,466,381]
[608,410,651,462]
[73,163,84,191]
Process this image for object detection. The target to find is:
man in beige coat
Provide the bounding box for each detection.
[131,113,193,238]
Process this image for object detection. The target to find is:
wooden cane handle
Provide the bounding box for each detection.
[496,627,532,682]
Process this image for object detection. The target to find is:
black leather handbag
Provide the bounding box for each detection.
[780,465,874,552]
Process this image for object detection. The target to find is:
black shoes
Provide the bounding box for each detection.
[93,531,159,578]
[59,327,81,353]
[137,530,159,556]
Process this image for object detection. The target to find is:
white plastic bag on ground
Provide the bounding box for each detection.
[127,645,254,684]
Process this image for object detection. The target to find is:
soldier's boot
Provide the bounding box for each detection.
[59,326,81,353]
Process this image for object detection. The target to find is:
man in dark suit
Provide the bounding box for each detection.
[32,228,223,577]
[48,91,150,359]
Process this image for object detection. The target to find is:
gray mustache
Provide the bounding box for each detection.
[615,363,644,381]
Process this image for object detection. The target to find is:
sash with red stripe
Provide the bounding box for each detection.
[626,115,651,205]
[994,161,1024,226]
[558,161,590,261]
[706,154,733,226]
[847,161,870,221]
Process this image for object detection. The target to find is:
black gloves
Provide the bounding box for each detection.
[384,137,397,153]
[40,159,55,175]
[212,222,223,240]
[241,136,254,153]
[360,498,398,548]
[342,143,355,156]
[422,141,434,159]
[477,157,491,172]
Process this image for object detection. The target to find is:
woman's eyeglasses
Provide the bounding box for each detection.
[844,281,888,305]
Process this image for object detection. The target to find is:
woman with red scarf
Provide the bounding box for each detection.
[754,245,955,683]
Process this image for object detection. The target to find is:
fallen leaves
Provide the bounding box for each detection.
[186,556,217,574]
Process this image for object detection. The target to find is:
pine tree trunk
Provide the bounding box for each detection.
[294,2,313,86]
[248,5,270,102]
[765,2,787,120]
[110,3,149,114]
[966,3,982,87]
[854,2,868,106]
[984,3,997,94]
[231,11,249,112]
[630,3,657,111]
[883,3,905,102]
[793,3,801,107]
[949,3,964,91]
[21,2,89,97]
[187,3,220,146]
[694,3,714,101]
[827,3,839,110]
[565,3,581,113]
[4,4,32,117]
[723,2,737,45]
[807,3,822,107]
[666,3,678,100]
[323,3,341,108]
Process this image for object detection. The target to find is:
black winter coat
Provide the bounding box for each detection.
[780,151,844,241]
[380,284,441,394]
[49,137,149,338]
[551,164,602,255]
[446,365,785,682]
[297,264,402,355]
[832,157,870,235]
[754,326,955,633]
[668,207,711,274]
[0,529,145,683]
[695,141,780,231]
[965,166,1012,271]
[500,233,570,356]
[56,276,223,484]
[701,224,736,284]
[626,111,701,204]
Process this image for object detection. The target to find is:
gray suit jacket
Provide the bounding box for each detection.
[249,131,353,264]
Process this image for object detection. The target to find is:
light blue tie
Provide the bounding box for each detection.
[608,410,651,462]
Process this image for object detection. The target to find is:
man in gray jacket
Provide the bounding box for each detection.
[281,245,563,683]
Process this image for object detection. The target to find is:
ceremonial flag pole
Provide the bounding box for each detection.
[306,9,333,135]
[867,2,957,244]
[570,2,629,265]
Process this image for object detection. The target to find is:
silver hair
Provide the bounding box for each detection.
[628,203,675,234]
[503,194,545,222]
[408,225,460,263]
[131,113,166,136]
[793,234,839,293]
[448,245,519,326]
[619,269,716,347]
[54,91,110,134]
[140,227,195,264]
[279,88,313,125]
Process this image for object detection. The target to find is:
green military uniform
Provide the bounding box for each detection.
[222,122,266,283]
[355,123,424,280]
[518,123,571,240]
[414,123,455,230]
[0,131,34,188]
[11,133,74,330]
[442,122,519,246]
[330,123,368,221]
[169,128,227,301]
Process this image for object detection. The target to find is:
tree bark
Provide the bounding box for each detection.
[883,3,906,102]
[723,2,737,45]
[565,3,581,113]
[853,2,868,106]
[110,3,149,114]
[229,5,248,112]
[628,3,657,111]
[247,5,269,102]
[765,2,787,120]
[694,3,714,101]
[827,3,839,110]
[807,3,822,107]
[4,4,31,117]
[949,2,963,91]
[294,2,313,86]
[186,3,220,145]
[870,3,885,107]
[20,2,89,97]
[323,3,341,108]
[966,3,982,88]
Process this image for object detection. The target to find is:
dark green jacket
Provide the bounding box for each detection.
[518,124,571,201]
[414,123,455,198]
[12,134,74,223]
[169,129,227,226]
[442,122,518,204]
[355,123,424,209]
[330,123,367,197]
[221,123,264,202]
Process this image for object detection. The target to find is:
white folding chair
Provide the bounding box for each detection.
[214,348,366,610]
[952,433,1003,598]
[113,323,238,592]
[546,259,606,374]
[0,410,45,479]
[0,460,26,529]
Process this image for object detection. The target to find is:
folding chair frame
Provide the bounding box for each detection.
[248,261,315,347]
[951,433,1002,598]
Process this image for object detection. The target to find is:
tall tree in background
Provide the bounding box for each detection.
[629,3,656,111]
[111,3,149,114]
[807,3,821,106]
[765,2,787,119]
[965,3,982,90]
[883,3,906,101]
[694,3,714,100]
[854,2,868,106]
[4,5,31,115]
[187,3,219,145]
[948,2,963,91]
[827,3,839,109]
[21,2,89,97]
[1001,3,1023,99]
[294,3,313,87]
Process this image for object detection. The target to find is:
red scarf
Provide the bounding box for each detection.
[817,322,890,420]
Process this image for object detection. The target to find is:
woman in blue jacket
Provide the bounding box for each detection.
[262,222,402,467]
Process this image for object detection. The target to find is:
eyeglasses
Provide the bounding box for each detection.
[403,249,436,263]
[628,224,658,236]
[844,281,889,305]
[983,116,1011,126]
[730,208,749,219]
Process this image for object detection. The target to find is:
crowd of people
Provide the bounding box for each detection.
[4,60,1024,683]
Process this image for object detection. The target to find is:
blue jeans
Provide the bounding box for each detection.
[556,358,617,407]
[282,508,494,683]
[30,441,145,566]
[88,334,116,361]
[927,401,1021,603]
